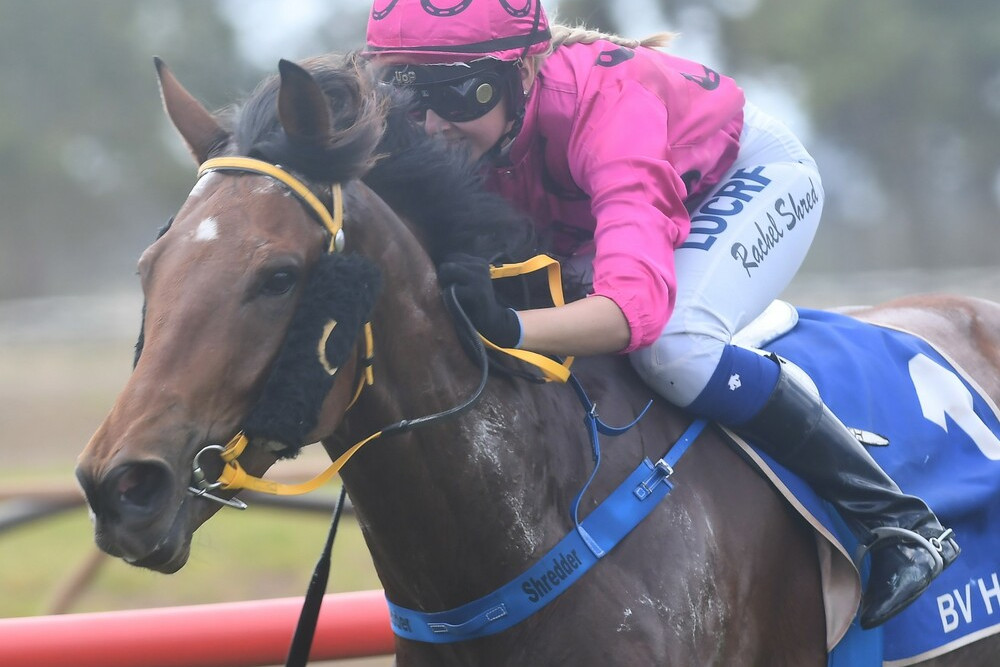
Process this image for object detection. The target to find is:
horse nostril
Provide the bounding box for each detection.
[105,462,173,516]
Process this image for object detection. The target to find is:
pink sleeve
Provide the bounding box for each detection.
[568,81,692,353]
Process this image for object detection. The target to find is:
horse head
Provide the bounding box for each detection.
[74,57,405,572]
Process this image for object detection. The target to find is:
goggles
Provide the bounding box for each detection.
[382,61,513,123]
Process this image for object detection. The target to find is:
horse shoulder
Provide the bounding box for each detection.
[567,356,825,663]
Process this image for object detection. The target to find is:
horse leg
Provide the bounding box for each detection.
[745,505,828,666]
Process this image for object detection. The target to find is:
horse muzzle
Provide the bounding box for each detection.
[75,458,195,573]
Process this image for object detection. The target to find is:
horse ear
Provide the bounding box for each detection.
[154,57,228,164]
[277,59,333,143]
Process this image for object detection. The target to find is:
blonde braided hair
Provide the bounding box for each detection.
[548,22,675,51]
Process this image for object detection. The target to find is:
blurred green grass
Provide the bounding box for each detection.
[0,489,381,618]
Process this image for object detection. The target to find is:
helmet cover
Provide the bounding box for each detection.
[365,0,551,64]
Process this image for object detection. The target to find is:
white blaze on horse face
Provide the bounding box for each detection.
[194,217,219,242]
[185,176,222,242]
[189,171,220,199]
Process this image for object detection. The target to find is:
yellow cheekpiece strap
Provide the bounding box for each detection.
[485,255,574,383]
[216,430,384,495]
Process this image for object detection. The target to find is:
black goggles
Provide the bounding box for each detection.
[383,62,512,123]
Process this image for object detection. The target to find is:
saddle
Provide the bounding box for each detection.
[731,305,1000,663]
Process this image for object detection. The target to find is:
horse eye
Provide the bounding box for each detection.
[260,269,298,297]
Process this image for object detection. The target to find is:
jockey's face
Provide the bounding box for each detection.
[420,100,511,161]
[394,58,538,161]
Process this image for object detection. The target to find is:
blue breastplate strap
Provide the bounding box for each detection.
[386,418,708,643]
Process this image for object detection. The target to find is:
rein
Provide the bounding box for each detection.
[484,254,574,382]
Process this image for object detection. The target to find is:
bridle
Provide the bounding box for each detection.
[185,156,377,509]
[183,155,572,510]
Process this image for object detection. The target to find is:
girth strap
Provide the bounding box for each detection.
[386,418,708,643]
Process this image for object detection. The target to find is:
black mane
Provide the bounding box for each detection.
[222,54,537,267]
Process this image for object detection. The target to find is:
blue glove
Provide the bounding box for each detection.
[438,254,522,348]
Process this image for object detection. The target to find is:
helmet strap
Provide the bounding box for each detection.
[486,60,530,163]
[520,0,546,61]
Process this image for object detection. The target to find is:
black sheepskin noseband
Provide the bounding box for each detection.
[241,252,381,456]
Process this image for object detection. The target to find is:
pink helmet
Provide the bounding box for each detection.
[365,0,551,64]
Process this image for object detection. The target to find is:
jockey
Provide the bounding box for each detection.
[364,0,958,628]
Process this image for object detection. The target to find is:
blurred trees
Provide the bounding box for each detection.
[561,0,1000,272]
[716,0,1000,271]
[0,1,997,300]
[0,1,256,299]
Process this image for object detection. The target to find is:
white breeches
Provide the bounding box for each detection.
[629,102,825,406]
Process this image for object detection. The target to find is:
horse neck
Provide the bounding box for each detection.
[332,185,586,610]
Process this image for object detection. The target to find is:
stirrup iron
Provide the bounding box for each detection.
[853,526,953,575]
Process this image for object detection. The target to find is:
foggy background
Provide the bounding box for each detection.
[0,0,997,640]
[1,0,998,341]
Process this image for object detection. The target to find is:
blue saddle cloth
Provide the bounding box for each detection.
[752,308,1000,664]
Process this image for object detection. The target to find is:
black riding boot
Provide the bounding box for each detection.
[735,356,960,629]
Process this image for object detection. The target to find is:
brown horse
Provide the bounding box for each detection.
[75,56,1000,666]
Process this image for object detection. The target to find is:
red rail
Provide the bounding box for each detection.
[0,589,394,667]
